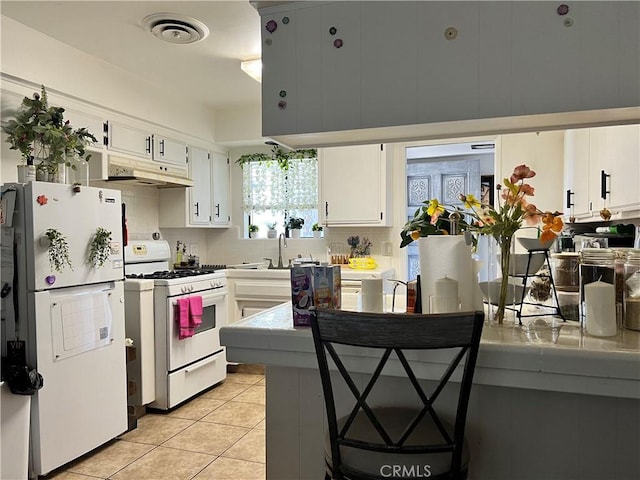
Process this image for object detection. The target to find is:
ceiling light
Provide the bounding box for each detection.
[241,59,262,83]
[142,13,209,44]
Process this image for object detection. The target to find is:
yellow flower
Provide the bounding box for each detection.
[460,194,481,209]
[426,199,445,217]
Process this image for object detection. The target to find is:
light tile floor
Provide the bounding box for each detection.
[44,369,266,480]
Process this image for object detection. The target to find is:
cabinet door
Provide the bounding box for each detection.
[211,151,230,226]
[600,125,640,213]
[589,127,614,214]
[107,121,152,159]
[319,144,390,226]
[564,129,591,218]
[189,146,212,225]
[153,135,188,168]
[63,109,105,150]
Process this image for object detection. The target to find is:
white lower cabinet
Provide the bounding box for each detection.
[230,278,292,322]
[159,147,230,228]
[319,144,392,226]
[226,268,396,323]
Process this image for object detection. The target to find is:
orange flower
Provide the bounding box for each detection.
[542,213,563,233]
[523,203,542,225]
[519,183,535,196]
[510,164,536,183]
[410,230,421,241]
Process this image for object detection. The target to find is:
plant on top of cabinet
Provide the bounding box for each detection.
[236,145,317,170]
[2,85,97,181]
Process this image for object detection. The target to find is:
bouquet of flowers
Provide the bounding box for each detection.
[400,164,564,323]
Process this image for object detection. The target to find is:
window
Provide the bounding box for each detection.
[242,155,318,237]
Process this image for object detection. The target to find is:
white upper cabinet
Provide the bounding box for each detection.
[158,147,230,229]
[153,135,188,169]
[564,125,640,221]
[189,146,212,225]
[258,1,639,143]
[62,109,106,150]
[564,129,591,218]
[211,151,230,226]
[106,121,152,159]
[319,144,391,226]
[590,125,640,215]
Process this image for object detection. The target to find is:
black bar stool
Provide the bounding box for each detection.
[311,308,484,480]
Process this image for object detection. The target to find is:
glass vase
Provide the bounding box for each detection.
[495,235,514,325]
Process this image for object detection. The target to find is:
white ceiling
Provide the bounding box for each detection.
[1,1,264,112]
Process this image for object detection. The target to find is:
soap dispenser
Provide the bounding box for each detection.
[176,241,183,265]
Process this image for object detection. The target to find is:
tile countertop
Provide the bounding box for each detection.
[224,266,396,281]
[220,303,640,400]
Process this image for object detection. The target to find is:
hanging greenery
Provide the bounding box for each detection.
[87,227,112,268]
[45,228,73,272]
[236,145,317,171]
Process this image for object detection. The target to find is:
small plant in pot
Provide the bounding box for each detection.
[248,224,259,238]
[266,221,278,239]
[286,217,304,238]
[312,223,323,238]
[2,85,97,183]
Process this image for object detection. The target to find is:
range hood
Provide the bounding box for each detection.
[106,156,193,188]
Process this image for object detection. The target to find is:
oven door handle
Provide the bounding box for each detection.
[171,292,227,307]
[184,355,219,374]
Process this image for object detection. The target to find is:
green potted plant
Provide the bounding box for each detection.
[248,224,259,238]
[286,216,304,238]
[312,223,323,238]
[2,85,97,183]
[266,221,278,239]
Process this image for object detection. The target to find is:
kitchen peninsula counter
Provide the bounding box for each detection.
[220,304,640,480]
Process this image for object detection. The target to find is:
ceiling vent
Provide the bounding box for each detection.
[142,13,209,44]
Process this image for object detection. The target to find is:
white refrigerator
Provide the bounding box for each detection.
[0,181,127,477]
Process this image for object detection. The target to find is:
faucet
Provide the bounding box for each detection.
[277,233,288,268]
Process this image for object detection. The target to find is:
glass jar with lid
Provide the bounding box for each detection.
[579,248,617,336]
[623,249,640,331]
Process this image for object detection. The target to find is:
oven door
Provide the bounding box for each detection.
[166,287,227,371]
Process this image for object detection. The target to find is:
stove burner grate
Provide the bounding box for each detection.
[125,265,226,280]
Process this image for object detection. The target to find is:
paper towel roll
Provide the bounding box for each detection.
[418,236,481,313]
[360,278,384,313]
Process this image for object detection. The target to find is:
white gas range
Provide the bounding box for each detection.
[124,241,228,410]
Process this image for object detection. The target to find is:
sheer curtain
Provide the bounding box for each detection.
[242,157,318,213]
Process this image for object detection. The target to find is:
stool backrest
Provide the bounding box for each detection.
[311,308,484,479]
